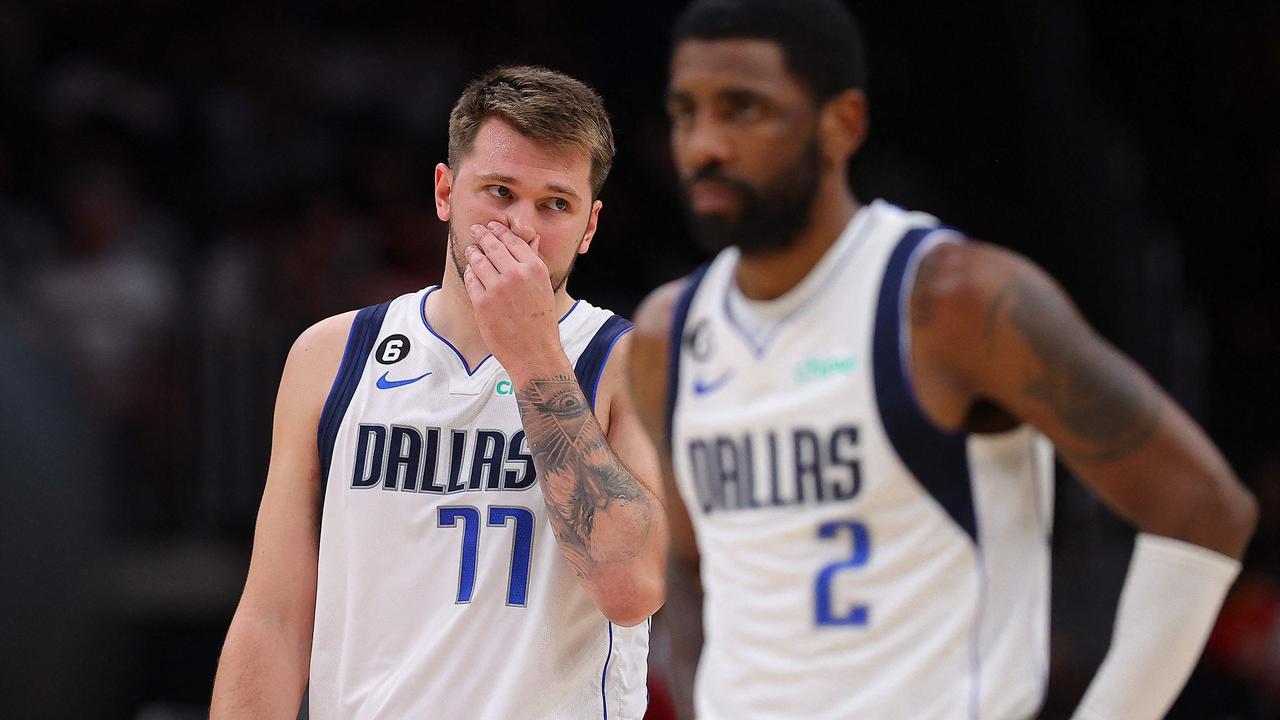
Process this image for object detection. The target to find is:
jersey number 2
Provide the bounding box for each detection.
[815,520,870,626]
[438,505,534,606]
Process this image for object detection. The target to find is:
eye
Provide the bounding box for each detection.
[666,100,695,126]
[727,97,763,123]
[487,185,512,199]
[544,197,570,213]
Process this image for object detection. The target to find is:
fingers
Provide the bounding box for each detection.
[470,224,518,273]
[468,221,548,280]
[462,263,485,303]
[463,243,498,288]
[489,222,540,264]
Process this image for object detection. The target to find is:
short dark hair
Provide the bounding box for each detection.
[448,65,616,198]
[672,0,867,102]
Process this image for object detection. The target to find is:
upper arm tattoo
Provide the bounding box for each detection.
[517,373,654,577]
[988,277,1164,464]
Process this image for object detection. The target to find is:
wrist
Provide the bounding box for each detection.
[503,349,573,387]
[1073,533,1241,720]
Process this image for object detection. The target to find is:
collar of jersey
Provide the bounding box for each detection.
[418,285,582,377]
[722,200,881,358]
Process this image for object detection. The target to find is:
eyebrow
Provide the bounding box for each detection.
[664,86,771,110]
[476,172,582,201]
[719,87,768,104]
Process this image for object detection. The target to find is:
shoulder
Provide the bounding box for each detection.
[631,277,694,352]
[289,311,360,369]
[617,277,699,437]
[910,238,1083,378]
[279,310,361,409]
[911,240,1059,340]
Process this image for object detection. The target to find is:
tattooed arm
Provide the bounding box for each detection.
[908,240,1256,557]
[460,220,665,626]
[909,240,1257,719]
[511,337,666,627]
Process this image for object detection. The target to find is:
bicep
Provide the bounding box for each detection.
[975,265,1164,466]
[954,252,1245,553]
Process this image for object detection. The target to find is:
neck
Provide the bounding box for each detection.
[733,178,860,301]
[428,266,576,368]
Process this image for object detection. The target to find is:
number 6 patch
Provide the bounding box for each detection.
[376,334,411,364]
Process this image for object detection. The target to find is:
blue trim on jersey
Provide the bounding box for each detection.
[600,621,614,719]
[665,264,712,453]
[317,300,392,497]
[871,227,978,541]
[574,314,634,412]
[419,286,583,376]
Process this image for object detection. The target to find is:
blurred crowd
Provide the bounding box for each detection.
[0,1,1277,718]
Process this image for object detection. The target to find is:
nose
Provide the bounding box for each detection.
[503,203,539,246]
[679,113,734,175]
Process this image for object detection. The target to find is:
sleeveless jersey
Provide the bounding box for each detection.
[667,200,1054,719]
[310,286,649,719]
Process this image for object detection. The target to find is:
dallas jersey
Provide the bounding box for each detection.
[667,200,1055,719]
[310,286,649,719]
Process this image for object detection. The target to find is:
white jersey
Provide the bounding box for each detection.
[310,286,649,719]
[667,200,1055,720]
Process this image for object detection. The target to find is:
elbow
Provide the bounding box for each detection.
[595,565,666,627]
[1184,475,1259,560]
[1224,482,1259,554]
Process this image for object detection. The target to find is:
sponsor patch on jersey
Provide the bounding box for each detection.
[793,355,857,384]
[495,379,514,396]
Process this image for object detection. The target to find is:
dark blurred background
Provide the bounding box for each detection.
[0,0,1276,718]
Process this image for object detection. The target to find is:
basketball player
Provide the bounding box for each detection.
[211,66,665,719]
[627,1,1258,718]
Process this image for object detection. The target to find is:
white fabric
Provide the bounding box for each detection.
[1073,533,1241,720]
[309,288,648,720]
[671,200,1055,719]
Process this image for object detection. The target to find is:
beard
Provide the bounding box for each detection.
[447,222,577,292]
[680,135,823,257]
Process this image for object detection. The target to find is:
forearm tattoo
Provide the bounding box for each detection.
[990,278,1164,464]
[516,373,653,577]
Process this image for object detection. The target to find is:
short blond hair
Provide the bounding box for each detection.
[447,65,616,198]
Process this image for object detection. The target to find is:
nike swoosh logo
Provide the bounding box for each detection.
[692,370,733,396]
[376,371,431,389]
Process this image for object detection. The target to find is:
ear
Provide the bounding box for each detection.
[434,162,454,222]
[819,89,869,166]
[578,199,603,254]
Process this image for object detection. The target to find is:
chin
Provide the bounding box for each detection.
[688,214,738,254]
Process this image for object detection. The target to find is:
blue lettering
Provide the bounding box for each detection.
[687,439,717,513]
[766,430,783,507]
[446,430,468,493]
[503,431,537,490]
[421,427,445,493]
[793,428,822,503]
[386,425,423,491]
[352,424,386,489]
[469,430,506,490]
[714,437,741,510]
[828,427,861,501]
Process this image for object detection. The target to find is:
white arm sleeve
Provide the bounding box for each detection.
[1073,533,1241,720]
